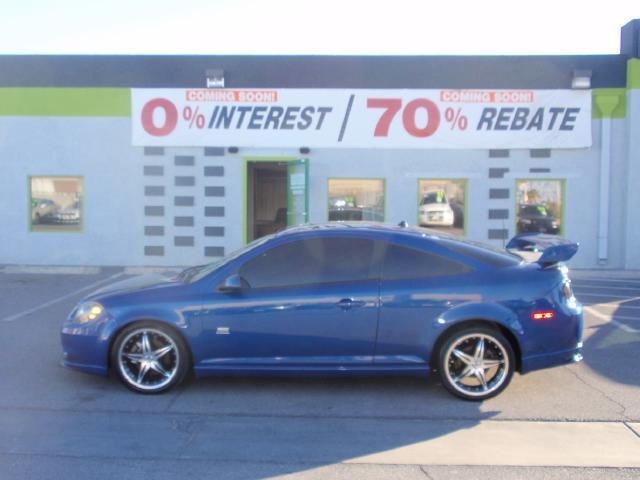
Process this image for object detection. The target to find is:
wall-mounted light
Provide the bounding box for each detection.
[571,69,592,89]
[206,69,225,88]
[228,146,239,154]
[299,147,310,154]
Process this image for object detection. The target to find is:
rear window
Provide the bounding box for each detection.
[440,239,522,268]
[383,244,471,280]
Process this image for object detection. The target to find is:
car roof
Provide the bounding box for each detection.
[275,222,452,242]
[273,222,522,268]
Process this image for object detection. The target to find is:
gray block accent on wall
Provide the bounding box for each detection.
[174,196,195,206]
[530,149,551,158]
[488,229,509,240]
[205,246,225,257]
[174,216,194,227]
[175,176,195,186]
[144,165,164,176]
[204,147,226,156]
[488,209,509,220]
[175,155,195,166]
[144,206,165,216]
[144,246,164,256]
[489,149,509,158]
[489,188,510,199]
[175,236,195,247]
[205,186,225,197]
[144,186,165,196]
[144,226,165,236]
[530,167,551,173]
[204,166,225,177]
[205,206,225,217]
[204,226,225,237]
[144,147,164,156]
[488,168,509,179]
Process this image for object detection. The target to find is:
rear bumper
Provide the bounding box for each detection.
[521,343,583,374]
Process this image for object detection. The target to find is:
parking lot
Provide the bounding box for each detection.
[1,268,639,479]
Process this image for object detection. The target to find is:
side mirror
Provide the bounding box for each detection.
[217,274,248,293]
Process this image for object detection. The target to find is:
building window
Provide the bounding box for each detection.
[30,176,83,232]
[327,179,385,222]
[418,179,466,236]
[516,179,563,235]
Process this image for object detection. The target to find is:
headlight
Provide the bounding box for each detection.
[73,302,105,324]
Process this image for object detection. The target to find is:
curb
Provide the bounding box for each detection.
[1,265,103,275]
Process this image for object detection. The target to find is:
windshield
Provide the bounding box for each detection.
[521,205,549,217]
[421,192,446,205]
[184,234,275,283]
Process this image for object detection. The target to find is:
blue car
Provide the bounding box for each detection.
[61,223,583,400]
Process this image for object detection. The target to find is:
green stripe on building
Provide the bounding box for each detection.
[628,58,640,89]
[0,86,632,120]
[592,88,626,119]
[0,88,130,116]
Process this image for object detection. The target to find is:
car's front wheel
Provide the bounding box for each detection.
[437,326,515,401]
[111,322,190,394]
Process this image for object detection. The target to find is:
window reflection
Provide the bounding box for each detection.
[30,176,83,232]
[516,180,563,235]
[418,179,466,236]
[327,179,384,222]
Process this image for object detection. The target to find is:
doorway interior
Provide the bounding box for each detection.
[246,161,288,242]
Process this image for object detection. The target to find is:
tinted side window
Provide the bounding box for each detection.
[239,237,380,289]
[382,244,471,280]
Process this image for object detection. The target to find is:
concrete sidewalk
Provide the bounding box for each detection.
[348,420,640,468]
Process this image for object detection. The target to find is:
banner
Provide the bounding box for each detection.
[131,88,592,149]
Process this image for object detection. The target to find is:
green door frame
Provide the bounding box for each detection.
[242,156,301,245]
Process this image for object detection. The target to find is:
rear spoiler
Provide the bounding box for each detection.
[506,233,579,268]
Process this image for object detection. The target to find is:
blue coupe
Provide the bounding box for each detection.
[61,223,583,400]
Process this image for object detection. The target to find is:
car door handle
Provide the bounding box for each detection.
[336,298,365,310]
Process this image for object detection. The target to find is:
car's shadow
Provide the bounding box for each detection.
[581,302,640,388]
[38,368,499,479]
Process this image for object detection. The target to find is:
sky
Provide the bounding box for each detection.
[0,0,638,55]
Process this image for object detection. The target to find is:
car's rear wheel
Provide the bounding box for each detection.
[437,326,514,401]
[111,322,190,394]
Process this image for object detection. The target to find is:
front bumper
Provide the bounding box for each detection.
[419,213,454,227]
[60,326,109,376]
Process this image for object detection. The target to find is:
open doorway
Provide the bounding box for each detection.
[247,161,288,242]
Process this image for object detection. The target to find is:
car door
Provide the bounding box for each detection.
[375,240,474,366]
[197,235,383,369]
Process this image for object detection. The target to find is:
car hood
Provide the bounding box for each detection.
[57,208,79,214]
[421,204,451,212]
[88,273,181,299]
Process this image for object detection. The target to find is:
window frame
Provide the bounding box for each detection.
[326,177,386,223]
[28,175,85,233]
[514,178,565,237]
[417,178,468,237]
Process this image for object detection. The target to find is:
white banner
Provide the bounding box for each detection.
[131,88,592,149]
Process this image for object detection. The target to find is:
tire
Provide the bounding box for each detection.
[110,321,190,394]
[437,326,514,401]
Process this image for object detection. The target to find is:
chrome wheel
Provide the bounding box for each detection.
[116,327,180,392]
[441,330,512,400]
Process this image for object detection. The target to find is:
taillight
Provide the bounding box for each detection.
[531,310,555,321]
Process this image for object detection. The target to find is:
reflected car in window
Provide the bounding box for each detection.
[419,191,455,227]
[31,198,58,224]
[517,204,560,234]
[61,223,582,401]
[52,200,81,224]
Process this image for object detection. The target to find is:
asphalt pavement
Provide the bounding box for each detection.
[0,267,639,479]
